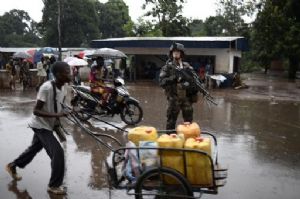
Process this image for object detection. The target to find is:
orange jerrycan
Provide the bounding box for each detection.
[128,126,158,146]
[176,122,201,140]
[157,134,184,184]
[184,137,213,187]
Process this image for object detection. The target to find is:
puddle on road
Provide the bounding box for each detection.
[0,87,299,199]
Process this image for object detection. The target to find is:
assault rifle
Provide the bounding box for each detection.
[175,67,218,106]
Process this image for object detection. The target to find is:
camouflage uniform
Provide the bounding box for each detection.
[159,60,195,131]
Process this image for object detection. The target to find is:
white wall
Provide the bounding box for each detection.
[116,47,239,73]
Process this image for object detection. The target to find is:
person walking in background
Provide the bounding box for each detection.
[44,56,51,80]
[72,65,81,85]
[205,60,213,88]
[20,60,31,90]
[48,56,56,80]
[6,59,16,90]
[19,60,28,84]
[37,56,47,90]
[13,59,21,84]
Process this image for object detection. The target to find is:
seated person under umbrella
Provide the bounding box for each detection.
[89,56,112,107]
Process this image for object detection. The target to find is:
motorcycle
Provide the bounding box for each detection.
[71,77,143,125]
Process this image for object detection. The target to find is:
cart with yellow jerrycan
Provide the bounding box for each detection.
[64,106,228,199]
[109,126,228,199]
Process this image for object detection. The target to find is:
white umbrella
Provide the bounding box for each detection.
[64,57,76,62]
[67,58,88,66]
[83,49,95,57]
[88,48,127,59]
[13,51,31,59]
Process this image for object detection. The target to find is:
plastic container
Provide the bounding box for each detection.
[176,122,201,140]
[184,137,213,186]
[157,134,184,184]
[128,126,158,146]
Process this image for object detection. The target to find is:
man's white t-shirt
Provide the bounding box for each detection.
[29,81,67,131]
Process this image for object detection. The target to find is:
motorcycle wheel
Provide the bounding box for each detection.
[120,101,143,125]
[72,96,93,121]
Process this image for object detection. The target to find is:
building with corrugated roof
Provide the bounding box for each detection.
[91,37,248,80]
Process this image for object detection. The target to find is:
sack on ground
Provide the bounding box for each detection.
[122,141,141,183]
[139,141,158,170]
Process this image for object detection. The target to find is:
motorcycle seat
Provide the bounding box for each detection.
[74,85,91,93]
[74,85,102,99]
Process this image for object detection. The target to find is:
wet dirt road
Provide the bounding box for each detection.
[0,78,300,199]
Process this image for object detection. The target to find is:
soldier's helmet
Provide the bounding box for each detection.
[169,42,185,58]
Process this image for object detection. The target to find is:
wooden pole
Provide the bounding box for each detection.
[57,0,62,61]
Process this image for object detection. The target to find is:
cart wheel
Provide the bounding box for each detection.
[113,149,125,164]
[134,167,193,199]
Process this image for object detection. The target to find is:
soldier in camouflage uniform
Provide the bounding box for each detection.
[159,43,197,132]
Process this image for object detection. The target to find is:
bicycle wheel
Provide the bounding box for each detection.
[134,167,193,199]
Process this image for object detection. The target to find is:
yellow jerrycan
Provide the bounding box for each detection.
[184,137,213,187]
[176,122,201,140]
[157,134,184,184]
[128,126,158,146]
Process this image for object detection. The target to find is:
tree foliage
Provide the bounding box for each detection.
[204,16,227,36]
[0,9,41,47]
[188,19,207,36]
[123,18,162,37]
[253,0,300,78]
[39,0,131,46]
[97,0,132,38]
[216,0,258,37]
[142,0,190,36]
[40,0,100,47]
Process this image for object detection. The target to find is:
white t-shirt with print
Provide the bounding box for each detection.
[29,81,67,131]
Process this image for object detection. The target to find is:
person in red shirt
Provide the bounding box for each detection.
[199,66,205,81]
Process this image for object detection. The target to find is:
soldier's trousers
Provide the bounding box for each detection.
[166,96,193,132]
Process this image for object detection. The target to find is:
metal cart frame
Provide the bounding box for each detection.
[64,106,228,199]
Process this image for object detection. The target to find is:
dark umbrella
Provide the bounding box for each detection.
[12,52,31,59]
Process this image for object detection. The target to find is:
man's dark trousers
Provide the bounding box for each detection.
[13,128,65,187]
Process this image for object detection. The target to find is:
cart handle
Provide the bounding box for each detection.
[62,104,122,152]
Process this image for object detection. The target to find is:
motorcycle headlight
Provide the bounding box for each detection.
[116,95,123,102]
